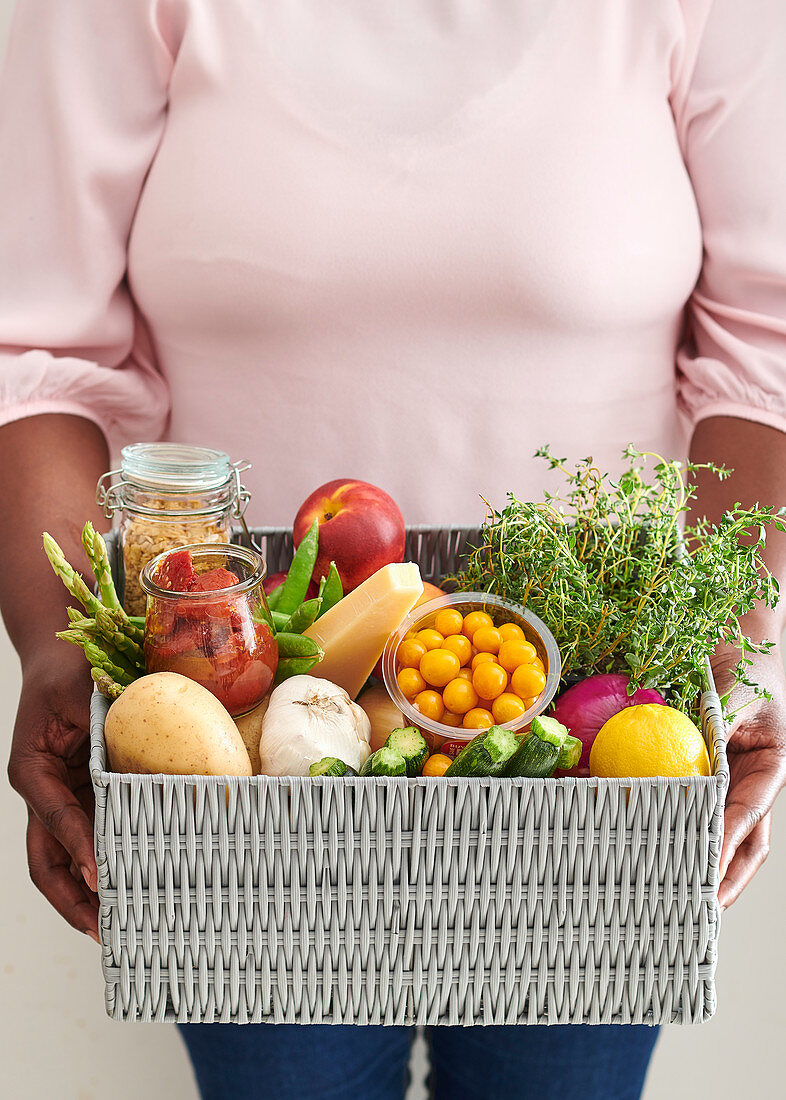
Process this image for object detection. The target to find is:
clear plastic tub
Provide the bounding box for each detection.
[382,591,562,746]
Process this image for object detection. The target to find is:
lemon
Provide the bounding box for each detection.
[589,703,711,778]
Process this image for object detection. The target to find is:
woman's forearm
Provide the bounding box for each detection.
[0,414,109,668]
[689,416,786,643]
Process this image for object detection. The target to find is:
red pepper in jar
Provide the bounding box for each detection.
[141,546,277,717]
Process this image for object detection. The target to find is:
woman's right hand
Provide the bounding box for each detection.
[7,644,100,940]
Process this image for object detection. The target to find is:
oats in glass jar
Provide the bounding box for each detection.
[97,445,250,615]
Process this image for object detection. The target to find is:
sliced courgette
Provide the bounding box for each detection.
[556,734,582,771]
[503,715,569,778]
[309,757,355,777]
[385,727,429,777]
[360,745,407,777]
[444,726,518,777]
[531,715,569,746]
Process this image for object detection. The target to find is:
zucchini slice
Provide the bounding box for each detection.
[503,715,569,778]
[308,757,355,777]
[444,726,518,777]
[360,745,407,777]
[556,734,582,772]
[385,727,429,777]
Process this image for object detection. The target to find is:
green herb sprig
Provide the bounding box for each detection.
[453,447,784,714]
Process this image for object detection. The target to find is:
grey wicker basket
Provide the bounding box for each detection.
[89,526,728,1025]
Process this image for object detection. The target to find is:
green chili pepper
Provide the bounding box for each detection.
[274,655,320,683]
[275,519,319,615]
[318,563,343,617]
[275,632,323,659]
[285,597,323,634]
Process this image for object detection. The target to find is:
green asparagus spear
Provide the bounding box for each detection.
[65,608,102,635]
[82,524,144,641]
[56,629,138,682]
[82,522,122,612]
[107,607,144,646]
[95,607,145,667]
[83,640,136,686]
[43,532,103,616]
[91,668,125,700]
[65,609,143,672]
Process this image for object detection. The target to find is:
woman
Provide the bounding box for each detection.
[1,2,785,1098]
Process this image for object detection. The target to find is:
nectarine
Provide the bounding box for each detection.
[293,479,405,593]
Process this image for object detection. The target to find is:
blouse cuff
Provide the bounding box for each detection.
[684,399,786,437]
[0,398,113,442]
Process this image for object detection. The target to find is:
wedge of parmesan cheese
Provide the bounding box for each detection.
[304,563,424,698]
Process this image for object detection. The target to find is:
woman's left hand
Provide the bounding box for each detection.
[711,647,786,908]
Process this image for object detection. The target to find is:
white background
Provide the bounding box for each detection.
[0,2,783,1096]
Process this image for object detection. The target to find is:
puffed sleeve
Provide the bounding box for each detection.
[0,0,182,442]
[673,0,786,433]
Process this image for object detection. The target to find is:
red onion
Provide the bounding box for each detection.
[551,674,666,775]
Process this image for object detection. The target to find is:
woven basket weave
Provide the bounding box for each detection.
[89,526,728,1025]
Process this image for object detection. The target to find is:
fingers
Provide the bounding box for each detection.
[9,747,97,892]
[718,813,771,909]
[720,772,776,880]
[26,814,99,938]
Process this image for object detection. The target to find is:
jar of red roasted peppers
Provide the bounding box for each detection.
[140,544,278,717]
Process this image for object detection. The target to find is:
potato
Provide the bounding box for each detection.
[233,697,270,775]
[105,672,252,776]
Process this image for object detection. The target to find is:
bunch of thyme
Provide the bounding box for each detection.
[453,447,784,714]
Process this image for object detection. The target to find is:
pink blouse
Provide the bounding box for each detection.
[1,0,785,525]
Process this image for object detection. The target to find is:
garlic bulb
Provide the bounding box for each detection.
[258,676,372,776]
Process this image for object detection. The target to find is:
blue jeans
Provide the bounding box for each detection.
[179,1022,659,1099]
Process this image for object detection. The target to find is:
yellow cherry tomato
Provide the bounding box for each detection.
[472,661,508,701]
[414,689,445,722]
[521,696,539,710]
[471,651,496,671]
[472,626,502,654]
[440,709,464,727]
[511,664,547,699]
[397,667,426,700]
[397,638,428,669]
[462,610,494,640]
[422,753,452,777]
[442,633,473,666]
[416,628,445,651]
[420,648,461,688]
[492,692,528,724]
[456,668,474,682]
[434,608,464,637]
[498,622,525,643]
[463,708,495,730]
[442,677,479,716]
[497,639,538,674]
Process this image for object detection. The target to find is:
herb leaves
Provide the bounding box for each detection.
[454,448,784,713]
